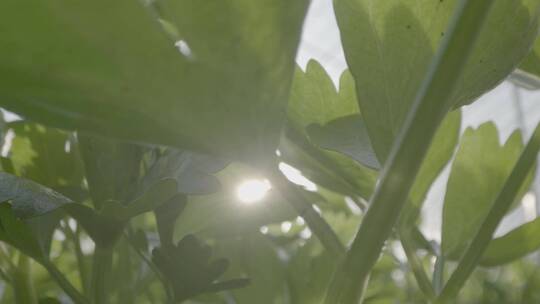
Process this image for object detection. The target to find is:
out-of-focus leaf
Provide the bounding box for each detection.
[481,217,540,266]
[0,172,72,218]
[6,122,85,199]
[143,149,228,195]
[63,204,123,248]
[0,203,49,261]
[174,163,296,240]
[335,0,540,161]
[442,123,532,258]
[520,37,540,78]
[0,0,309,161]
[155,195,187,250]
[99,178,178,221]
[78,134,144,208]
[307,114,380,170]
[287,239,338,304]
[38,297,61,304]
[216,233,285,304]
[152,234,249,302]
[66,179,178,248]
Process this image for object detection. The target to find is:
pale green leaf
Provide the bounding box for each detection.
[442,123,530,258]
[481,217,540,266]
[335,0,540,161]
[520,36,540,78]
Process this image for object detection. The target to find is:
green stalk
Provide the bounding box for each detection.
[432,256,445,295]
[437,122,540,302]
[90,246,113,304]
[324,1,495,303]
[13,255,37,304]
[41,260,89,304]
[400,231,436,301]
[269,169,346,258]
[63,222,89,296]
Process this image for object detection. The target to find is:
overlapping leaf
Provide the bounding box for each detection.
[0,172,72,218]
[481,217,540,266]
[283,60,378,199]
[442,123,533,259]
[143,148,228,195]
[334,0,540,161]
[0,0,309,161]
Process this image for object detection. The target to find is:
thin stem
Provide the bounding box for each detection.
[41,259,89,304]
[437,122,540,302]
[400,231,436,301]
[90,245,113,304]
[432,256,445,295]
[63,221,89,296]
[268,168,346,259]
[13,255,37,304]
[324,1,496,302]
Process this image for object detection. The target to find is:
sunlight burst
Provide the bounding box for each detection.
[236,179,271,204]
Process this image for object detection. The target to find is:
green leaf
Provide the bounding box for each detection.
[152,234,249,302]
[0,0,309,161]
[63,204,123,248]
[325,1,502,302]
[0,172,72,218]
[288,60,359,134]
[6,122,85,199]
[0,203,47,261]
[99,178,178,221]
[174,163,296,240]
[78,134,144,208]
[480,217,540,266]
[216,233,285,304]
[439,122,540,302]
[307,114,380,170]
[442,123,531,259]
[143,149,228,195]
[287,239,338,304]
[284,60,377,199]
[520,37,540,78]
[335,0,540,161]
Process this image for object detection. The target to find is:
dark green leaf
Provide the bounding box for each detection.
[152,234,247,302]
[0,172,72,218]
[0,203,46,260]
[143,149,228,195]
[307,114,380,170]
[78,134,144,208]
[520,37,540,78]
[99,178,178,221]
